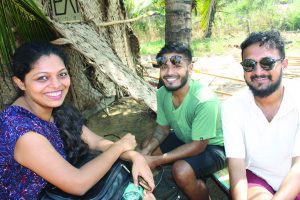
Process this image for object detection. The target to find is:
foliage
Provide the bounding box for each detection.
[126,0,215,41]
[124,0,165,18]
[0,0,55,75]
[140,39,165,55]
[274,0,300,30]
[124,0,153,18]
[211,0,300,36]
[124,0,166,41]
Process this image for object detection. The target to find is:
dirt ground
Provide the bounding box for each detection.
[87,98,156,147]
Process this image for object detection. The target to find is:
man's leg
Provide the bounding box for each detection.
[246,169,274,200]
[173,145,226,200]
[247,187,273,200]
[172,160,209,200]
[150,132,207,199]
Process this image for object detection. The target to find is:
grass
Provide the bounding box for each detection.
[140,35,245,57]
[140,39,165,55]
[191,38,228,57]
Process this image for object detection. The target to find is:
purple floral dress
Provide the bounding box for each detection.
[0,105,66,199]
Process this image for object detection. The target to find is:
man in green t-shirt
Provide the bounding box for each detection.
[141,43,225,200]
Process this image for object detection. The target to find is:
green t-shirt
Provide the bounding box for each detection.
[156,79,223,145]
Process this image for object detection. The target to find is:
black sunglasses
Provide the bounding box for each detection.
[156,55,187,67]
[240,57,283,72]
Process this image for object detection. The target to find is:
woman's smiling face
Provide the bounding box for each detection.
[20,54,70,109]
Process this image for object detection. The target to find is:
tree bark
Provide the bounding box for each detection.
[165,0,192,46]
[0,0,157,114]
[0,68,16,111]
[52,22,157,112]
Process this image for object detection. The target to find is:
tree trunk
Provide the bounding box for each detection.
[0,68,16,111]
[165,0,192,46]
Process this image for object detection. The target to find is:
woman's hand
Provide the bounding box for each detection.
[131,153,155,192]
[114,133,137,152]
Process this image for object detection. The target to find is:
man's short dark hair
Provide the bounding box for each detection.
[156,43,193,63]
[240,30,285,59]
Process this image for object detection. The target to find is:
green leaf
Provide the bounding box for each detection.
[0,0,55,76]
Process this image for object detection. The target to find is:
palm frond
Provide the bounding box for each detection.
[197,0,215,31]
[0,0,55,75]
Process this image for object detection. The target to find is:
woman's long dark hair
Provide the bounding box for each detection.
[53,103,89,165]
[12,42,89,165]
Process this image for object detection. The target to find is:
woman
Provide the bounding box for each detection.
[0,42,155,199]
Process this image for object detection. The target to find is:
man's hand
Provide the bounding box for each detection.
[143,155,161,170]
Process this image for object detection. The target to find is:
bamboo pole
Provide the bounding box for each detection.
[214,90,233,96]
[198,71,245,82]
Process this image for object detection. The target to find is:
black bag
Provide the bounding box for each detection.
[39,152,131,200]
[153,165,187,200]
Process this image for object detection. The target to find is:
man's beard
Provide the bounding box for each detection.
[245,69,282,98]
[163,71,189,91]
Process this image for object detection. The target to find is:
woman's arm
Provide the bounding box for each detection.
[14,131,136,195]
[81,125,114,151]
[81,126,155,191]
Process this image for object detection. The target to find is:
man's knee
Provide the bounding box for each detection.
[248,186,273,200]
[172,160,195,183]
